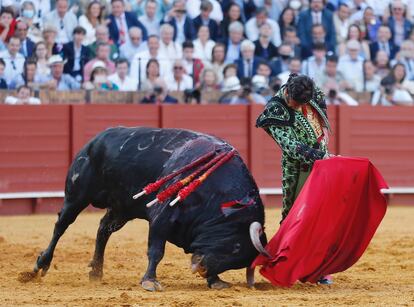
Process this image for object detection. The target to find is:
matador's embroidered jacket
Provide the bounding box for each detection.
[256,85,331,220]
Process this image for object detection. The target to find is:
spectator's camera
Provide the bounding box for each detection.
[380,76,396,96]
[328,89,337,99]
[384,85,394,95]
[153,86,163,95]
[184,89,201,104]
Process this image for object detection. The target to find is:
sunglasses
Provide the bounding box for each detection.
[174,66,183,70]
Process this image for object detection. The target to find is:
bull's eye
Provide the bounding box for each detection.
[232,243,241,254]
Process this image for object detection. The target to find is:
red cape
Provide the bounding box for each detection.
[252,157,388,287]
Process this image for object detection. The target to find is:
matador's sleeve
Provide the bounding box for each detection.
[267,125,326,164]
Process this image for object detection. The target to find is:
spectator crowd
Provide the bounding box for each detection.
[1,0,414,105]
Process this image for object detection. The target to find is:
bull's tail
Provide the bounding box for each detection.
[249,222,271,258]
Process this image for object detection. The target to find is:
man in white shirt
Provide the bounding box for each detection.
[277,57,302,84]
[301,42,327,84]
[164,59,193,91]
[138,0,161,36]
[108,58,139,91]
[0,36,25,85]
[130,35,172,86]
[158,23,183,61]
[338,39,365,92]
[245,7,281,47]
[120,27,148,61]
[43,0,77,45]
[334,3,351,45]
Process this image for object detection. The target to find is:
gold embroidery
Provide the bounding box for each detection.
[302,104,323,138]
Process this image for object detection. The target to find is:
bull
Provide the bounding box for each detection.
[30,127,268,290]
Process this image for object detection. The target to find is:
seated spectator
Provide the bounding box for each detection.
[192,0,220,41]
[338,39,364,92]
[391,40,414,80]
[79,1,105,46]
[42,24,61,57]
[33,41,51,78]
[198,68,219,92]
[193,25,215,64]
[219,76,266,104]
[218,75,241,103]
[141,78,178,104]
[375,50,391,78]
[222,63,238,80]
[162,0,195,44]
[120,27,148,60]
[252,74,272,101]
[108,58,138,91]
[43,0,77,45]
[208,42,226,82]
[369,25,399,61]
[5,84,41,105]
[220,2,242,40]
[9,59,48,90]
[277,57,302,84]
[297,0,336,59]
[19,1,42,43]
[44,55,81,90]
[278,7,296,39]
[138,0,161,37]
[246,7,281,47]
[0,58,8,89]
[15,21,35,58]
[0,7,17,44]
[235,39,261,80]
[283,26,301,58]
[224,21,244,64]
[254,61,272,85]
[333,3,351,46]
[62,26,91,82]
[0,36,24,85]
[355,7,381,42]
[254,23,278,61]
[270,43,294,76]
[338,24,371,60]
[301,42,326,83]
[158,23,182,61]
[182,40,203,85]
[83,60,119,91]
[107,0,148,47]
[389,62,414,95]
[186,0,223,23]
[371,75,413,106]
[301,23,336,59]
[140,58,160,91]
[84,42,116,82]
[88,25,119,61]
[362,59,381,92]
[387,0,412,48]
[130,0,169,22]
[164,59,193,91]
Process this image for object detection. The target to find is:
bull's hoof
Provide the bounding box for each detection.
[208,277,231,290]
[89,270,103,281]
[141,280,163,292]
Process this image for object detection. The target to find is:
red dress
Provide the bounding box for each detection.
[252,157,388,287]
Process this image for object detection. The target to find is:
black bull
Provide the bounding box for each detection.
[33,127,268,290]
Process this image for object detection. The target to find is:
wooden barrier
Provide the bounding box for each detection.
[338,106,414,187]
[71,104,160,157]
[161,104,250,163]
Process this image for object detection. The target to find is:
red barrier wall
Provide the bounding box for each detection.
[161,105,250,164]
[338,106,414,186]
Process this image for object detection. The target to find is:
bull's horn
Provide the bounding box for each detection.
[249,222,271,258]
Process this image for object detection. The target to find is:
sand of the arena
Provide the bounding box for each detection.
[0,207,413,306]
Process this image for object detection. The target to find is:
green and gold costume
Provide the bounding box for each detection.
[256,85,331,220]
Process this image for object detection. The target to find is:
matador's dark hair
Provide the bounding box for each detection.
[286,73,314,104]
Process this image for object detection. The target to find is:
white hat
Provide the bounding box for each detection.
[47,55,67,66]
[222,76,241,92]
[252,75,269,90]
[91,60,107,71]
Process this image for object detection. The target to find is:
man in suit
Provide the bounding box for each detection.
[192,0,220,41]
[43,0,77,45]
[107,0,148,47]
[370,25,399,60]
[234,39,262,80]
[297,0,336,59]
[162,0,196,43]
[15,21,35,58]
[62,26,91,82]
